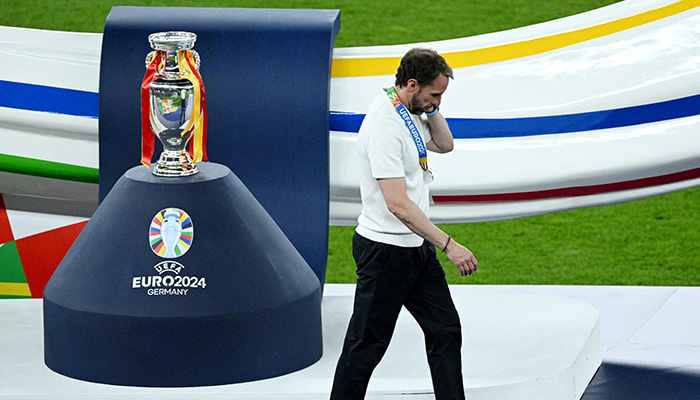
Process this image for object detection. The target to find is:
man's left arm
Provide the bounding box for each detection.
[425,111,454,153]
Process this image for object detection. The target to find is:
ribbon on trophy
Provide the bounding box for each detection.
[180,50,208,164]
[140,49,208,167]
[140,51,161,167]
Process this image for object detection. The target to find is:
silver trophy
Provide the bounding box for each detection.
[146,31,204,177]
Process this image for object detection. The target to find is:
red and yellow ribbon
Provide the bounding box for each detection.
[141,51,162,167]
[180,50,208,163]
[140,49,208,167]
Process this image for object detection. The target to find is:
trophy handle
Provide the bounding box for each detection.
[191,50,201,70]
[145,51,156,69]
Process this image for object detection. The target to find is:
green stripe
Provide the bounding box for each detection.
[0,153,98,184]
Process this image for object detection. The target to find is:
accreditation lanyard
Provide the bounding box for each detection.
[386,87,434,184]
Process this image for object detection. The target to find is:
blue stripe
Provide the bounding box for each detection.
[330,94,700,138]
[329,111,366,132]
[3,78,699,137]
[0,80,98,119]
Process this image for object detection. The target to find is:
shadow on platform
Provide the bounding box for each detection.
[582,362,700,399]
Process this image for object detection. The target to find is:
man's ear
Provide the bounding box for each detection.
[406,78,419,92]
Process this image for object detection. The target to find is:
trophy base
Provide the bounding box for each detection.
[152,150,198,177]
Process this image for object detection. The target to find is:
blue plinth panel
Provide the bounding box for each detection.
[98,7,340,287]
[43,163,322,387]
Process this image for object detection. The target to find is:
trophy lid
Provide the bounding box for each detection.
[148,31,197,51]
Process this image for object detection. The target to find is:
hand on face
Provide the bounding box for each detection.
[408,74,449,114]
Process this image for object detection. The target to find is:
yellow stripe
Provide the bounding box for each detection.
[331,0,700,77]
[0,282,32,297]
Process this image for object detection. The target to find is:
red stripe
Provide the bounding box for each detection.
[433,167,700,204]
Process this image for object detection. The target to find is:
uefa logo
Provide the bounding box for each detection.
[149,208,194,258]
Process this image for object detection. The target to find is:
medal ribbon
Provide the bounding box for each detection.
[386,87,429,172]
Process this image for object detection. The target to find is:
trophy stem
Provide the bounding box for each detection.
[153,149,197,176]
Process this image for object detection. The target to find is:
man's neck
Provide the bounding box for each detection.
[393,85,412,107]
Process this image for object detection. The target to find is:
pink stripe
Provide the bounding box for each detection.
[433,167,700,204]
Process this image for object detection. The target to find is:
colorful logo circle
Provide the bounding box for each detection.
[149,208,193,258]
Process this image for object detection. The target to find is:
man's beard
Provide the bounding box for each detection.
[408,97,427,115]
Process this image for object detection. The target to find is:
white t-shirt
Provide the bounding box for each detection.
[355,89,432,247]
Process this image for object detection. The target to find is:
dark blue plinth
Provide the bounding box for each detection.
[43,163,322,386]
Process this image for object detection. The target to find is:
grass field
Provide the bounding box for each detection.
[4,0,699,286]
[327,188,700,286]
[1,0,623,46]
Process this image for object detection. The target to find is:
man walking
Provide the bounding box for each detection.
[330,48,478,399]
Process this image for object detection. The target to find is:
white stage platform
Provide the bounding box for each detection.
[2,284,603,399]
[7,284,700,398]
[6,284,700,398]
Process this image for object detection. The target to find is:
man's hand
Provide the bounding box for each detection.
[425,111,453,153]
[378,178,478,277]
[444,239,478,276]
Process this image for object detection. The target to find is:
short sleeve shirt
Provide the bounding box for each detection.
[355,89,432,247]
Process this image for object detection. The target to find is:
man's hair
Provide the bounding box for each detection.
[394,48,454,87]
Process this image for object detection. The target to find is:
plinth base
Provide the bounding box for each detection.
[43,163,322,387]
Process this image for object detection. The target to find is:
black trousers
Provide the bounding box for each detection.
[330,233,465,400]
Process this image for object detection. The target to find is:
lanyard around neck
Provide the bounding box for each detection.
[386,87,429,172]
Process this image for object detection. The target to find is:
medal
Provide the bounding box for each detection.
[386,87,435,186]
[423,170,434,184]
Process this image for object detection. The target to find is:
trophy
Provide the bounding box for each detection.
[141,31,208,177]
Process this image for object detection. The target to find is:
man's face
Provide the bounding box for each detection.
[408,73,449,115]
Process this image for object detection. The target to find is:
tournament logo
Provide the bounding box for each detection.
[132,260,207,296]
[149,208,193,258]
